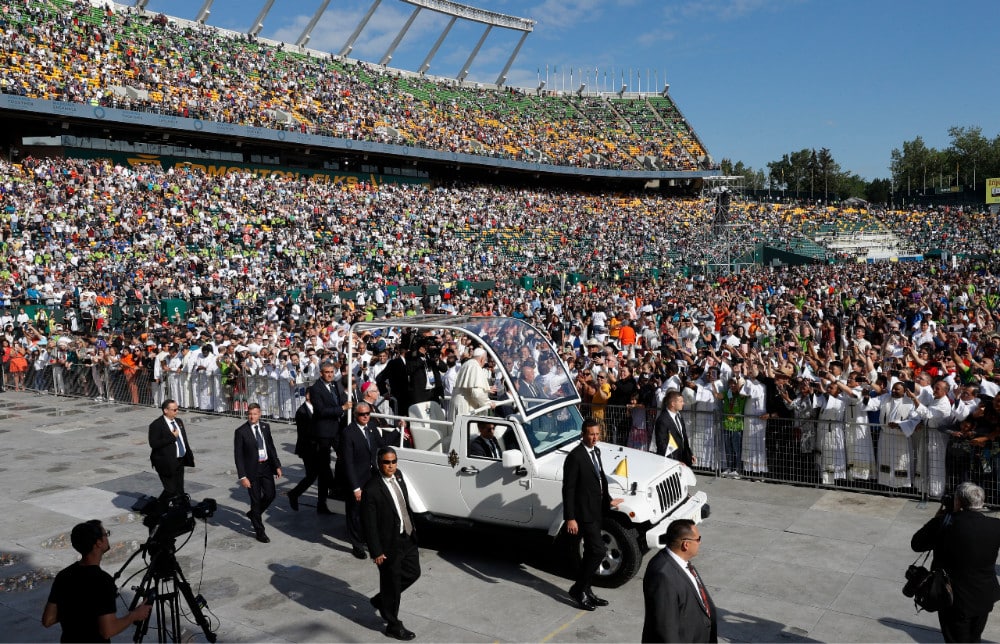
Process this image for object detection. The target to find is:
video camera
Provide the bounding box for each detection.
[141,495,217,545]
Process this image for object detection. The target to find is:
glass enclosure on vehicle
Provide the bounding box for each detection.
[521,404,584,457]
[349,315,581,423]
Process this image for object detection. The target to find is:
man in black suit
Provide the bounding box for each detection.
[148,399,194,503]
[912,481,1000,642]
[375,349,410,418]
[469,421,502,459]
[362,446,420,641]
[341,402,384,559]
[562,417,623,610]
[287,390,322,511]
[516,359,541,399]
[234,403,283,543]
[404,337,444,412]
[642,519,717,643]
[654,390,694,467]
[307,360,351,513]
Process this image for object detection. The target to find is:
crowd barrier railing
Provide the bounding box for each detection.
[583,403,953,503]
[13,368,981,504]
[7,363,320,423]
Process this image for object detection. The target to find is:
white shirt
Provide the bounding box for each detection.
[381,474,406,533]
[164,415,186,458]
[666,548,703,604]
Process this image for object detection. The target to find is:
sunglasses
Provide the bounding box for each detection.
[381,459,397,465]
[356,412,371,417]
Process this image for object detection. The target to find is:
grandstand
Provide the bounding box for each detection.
[0,0,713,182]
[1,0,997,301]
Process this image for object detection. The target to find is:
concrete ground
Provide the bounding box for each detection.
[0,390,991,643]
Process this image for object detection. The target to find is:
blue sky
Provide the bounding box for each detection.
[144,0,998,180]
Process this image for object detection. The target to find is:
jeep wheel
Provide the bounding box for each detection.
[571,519,642,588]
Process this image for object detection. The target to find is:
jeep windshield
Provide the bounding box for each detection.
[521,404,584,457]
[349,315,581,420]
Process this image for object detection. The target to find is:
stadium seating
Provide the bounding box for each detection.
[0,0,709,171]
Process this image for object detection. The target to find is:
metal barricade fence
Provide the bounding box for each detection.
[12,363,320,424]
[592,403,941,502]
[17,366,984,505]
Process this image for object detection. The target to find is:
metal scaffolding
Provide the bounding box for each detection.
[697,176,756,275]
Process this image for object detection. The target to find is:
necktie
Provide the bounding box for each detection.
[590,448,601,477]
[490,438,500,459]
[253,424,263,450]
[688,562,711,617]
[388,476,413,535]
[171,420,185,458]
[365,425,373,449]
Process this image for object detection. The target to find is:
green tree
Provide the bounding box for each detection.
[817,148,836,201]
[946,126,990,190]
[865,178,891,204]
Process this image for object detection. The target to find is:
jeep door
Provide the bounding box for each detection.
[457,417,534,523]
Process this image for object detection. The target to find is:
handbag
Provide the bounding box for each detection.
[902,551,953,613]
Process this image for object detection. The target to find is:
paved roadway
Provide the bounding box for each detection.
[0,391,991,643]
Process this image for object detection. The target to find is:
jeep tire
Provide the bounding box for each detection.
[569,518,643,588]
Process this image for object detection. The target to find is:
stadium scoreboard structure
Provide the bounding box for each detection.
[987,177,1000,205]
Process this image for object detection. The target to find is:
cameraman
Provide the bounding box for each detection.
[911,482,1000,642]
[41,520,152,642]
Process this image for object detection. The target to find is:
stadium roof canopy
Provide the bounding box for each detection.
[136,0,535,87]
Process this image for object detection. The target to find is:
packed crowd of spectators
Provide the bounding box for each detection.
[3,151,1000,502]
[0,0,704,170]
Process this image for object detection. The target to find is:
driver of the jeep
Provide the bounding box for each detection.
[470,423,502,459]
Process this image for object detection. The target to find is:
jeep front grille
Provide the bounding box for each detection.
[654,471,684,513]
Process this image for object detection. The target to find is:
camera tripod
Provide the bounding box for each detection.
[120,539,217,643]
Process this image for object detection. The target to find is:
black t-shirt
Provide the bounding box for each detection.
[47,562,118,643]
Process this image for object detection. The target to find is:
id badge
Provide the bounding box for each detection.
[258,448,268,461]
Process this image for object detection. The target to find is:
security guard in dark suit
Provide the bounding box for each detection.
[562,418,623,610]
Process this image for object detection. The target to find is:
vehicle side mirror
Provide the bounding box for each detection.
[502,449,524,469]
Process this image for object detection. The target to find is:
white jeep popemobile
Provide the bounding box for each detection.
[348,315,709,587]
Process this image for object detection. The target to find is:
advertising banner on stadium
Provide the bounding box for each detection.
[987,177,1000,205]
[63,148,427,187]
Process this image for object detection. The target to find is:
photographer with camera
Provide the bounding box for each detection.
[911,482,1000,642]
[41,520,152,642]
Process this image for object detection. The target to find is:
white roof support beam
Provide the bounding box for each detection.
[380,5,422,66]
[194,0,213,24]
[495,30,528,87]
[248,0,275,36]
[296,0,331,48]
[418,15,456,74]
[456,24,491,82]
[340,0,383,57]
